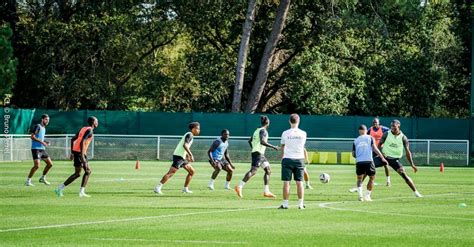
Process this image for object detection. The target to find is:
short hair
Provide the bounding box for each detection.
[41,114,49,119]
[189,122,200,130]
[289,114,299,124]
[221,129,229,135]
[260,115,269,126]
[359,124,367,130]
[391,119,401,126]
[87,116,97,126]
[372,117,380,123]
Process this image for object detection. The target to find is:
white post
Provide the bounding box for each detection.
[10,135,13,161]
[466,140,469,167]
[91,138,95,159]
[427,140,430,165]
[156,136,160,160]
[65,134,69,159]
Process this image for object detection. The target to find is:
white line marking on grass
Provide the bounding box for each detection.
[0,206,273,233]
[91,238,247,245]
[319,192,474,222]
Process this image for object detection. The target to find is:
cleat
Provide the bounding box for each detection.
[25,181,34,186]
[415,191,423,198]
[298,205,306,210]
[224,185,231,190]
[349,188,358,193]
[386,181,391,187]
[79,192,91,198]
[154,187,163,195]
[54,188,63,197]
[39,177,50,185]
[306,184,313,190]
[263,191,276,199]
[182,188,193,194]
[358,196,364,201]
[207,184,215,191]
[364,195,373,201]
[234,186,243,198]
[278,205,288,209]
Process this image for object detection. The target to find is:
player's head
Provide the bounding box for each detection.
[189,122,200,136]
[41,114,50,126]
[358,124,367,135]
[289,113,300,126]
[88,116,99,128]
[221,129,229,141]
[372,117,380,127]
[260,115,270,127]
[391,119,401,133]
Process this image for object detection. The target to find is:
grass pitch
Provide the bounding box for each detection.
[1,161,473,246]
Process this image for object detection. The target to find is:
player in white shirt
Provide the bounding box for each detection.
[278,114,308,209]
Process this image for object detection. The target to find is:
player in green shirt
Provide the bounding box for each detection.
[235,115,279,199]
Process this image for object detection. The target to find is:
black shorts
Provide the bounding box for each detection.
[72,151,88,167]
[171,155,189,169]
[356,161,376,176]
[251,152,269,168]
[209,159,231,169]
[31,149,49,160]
[374,156,403,170]
[281,158,305,181]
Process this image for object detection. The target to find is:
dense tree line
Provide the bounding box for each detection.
[0,0,471,117]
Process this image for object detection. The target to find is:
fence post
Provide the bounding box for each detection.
[156,136,160,160]
[65,134,69,159]
[427,140,430,165]
[467,140,470,167]
[91,138,95,159]
[10,135,13,161]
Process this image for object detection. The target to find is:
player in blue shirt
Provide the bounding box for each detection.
[26,114,53,186]
[207,129,235,190]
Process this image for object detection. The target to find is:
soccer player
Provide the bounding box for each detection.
[352,124,387,201]
[303,166,312,189]
[154,122,201,194]
[377,119,423,198]
[235,115,279,199]
[278,114,308,209]
[55,116,98,197]
[207,129,235,190]
[26,114,53,186]
[367,117,391,186]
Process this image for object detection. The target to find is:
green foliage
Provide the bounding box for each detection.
[0,25,17,98]
[5,0,470,117]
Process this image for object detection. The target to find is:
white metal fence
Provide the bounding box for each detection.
[0,134,469,166]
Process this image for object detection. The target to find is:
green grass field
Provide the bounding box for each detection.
[1,161,473,246]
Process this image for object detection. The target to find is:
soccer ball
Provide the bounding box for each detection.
[319,173,330,183]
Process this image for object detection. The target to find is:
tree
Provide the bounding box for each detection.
[244,0,291,113]
[0,25,17,98]
[232,0,257,112]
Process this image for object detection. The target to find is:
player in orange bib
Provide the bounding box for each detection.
[55,116,98,197]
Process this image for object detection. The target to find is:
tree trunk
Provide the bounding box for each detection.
[232,0,258,112]
[245,0,291,113]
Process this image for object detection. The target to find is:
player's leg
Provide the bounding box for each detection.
[26,155,41,186]
[279,159,291,209]
[295,164,305,209]
[55,166,81,197]
[39,156,53,185]
[208,160,222,190]
[154,166,179,194]
[355,162,365,201]
[79,161,92,197]
[222,163,233,189]
[389,159,422,197]
[235,166,258,198]
[279,181,290,209]
[304,167,312,189]
[262,163,276,198]
[182,164,195,193]
[364,162,376,201]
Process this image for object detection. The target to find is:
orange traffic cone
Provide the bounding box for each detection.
[135,160,140,170]
[440,162,444,172]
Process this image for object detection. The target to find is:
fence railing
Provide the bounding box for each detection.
[0,134,469,166]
